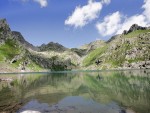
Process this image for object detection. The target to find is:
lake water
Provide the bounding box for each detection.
[0,70,150,113]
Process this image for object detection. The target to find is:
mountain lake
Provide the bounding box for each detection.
[0,69,150,113]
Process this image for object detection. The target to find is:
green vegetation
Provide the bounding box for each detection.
[124,29,150,38]
[0,53,4,61]
[82,29,150,69]
[0,22,150,71]
[27,61,43,71]
[127,57,145,63]
[51,64,66,71]
[0,39,44,71]
[106,44,126,67]
[0,39,21,61]
[0,28,3,33]
[83,46,107,66]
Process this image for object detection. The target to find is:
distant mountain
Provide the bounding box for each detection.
[39,42,67,52]
[0,18,150,72]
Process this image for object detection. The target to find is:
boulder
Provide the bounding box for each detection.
[95,59,102,65]
[123,30,128,35]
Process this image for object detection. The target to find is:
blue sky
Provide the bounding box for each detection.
[0,0,149,48]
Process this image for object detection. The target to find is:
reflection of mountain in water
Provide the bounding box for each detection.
[0,70,150,113]
[18,96,124,113]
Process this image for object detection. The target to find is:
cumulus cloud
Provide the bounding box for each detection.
[96,0,150,36]
[96,11,122,36]
[142,0,150,23]
[117,15,147,34]
[65,0,109,28]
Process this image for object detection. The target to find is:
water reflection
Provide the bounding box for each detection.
[18,96,125,113]
[0,70,150,113]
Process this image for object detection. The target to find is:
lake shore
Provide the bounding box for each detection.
[0,68,149,74]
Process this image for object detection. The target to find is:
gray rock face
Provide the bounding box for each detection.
[28,54,72,71]
[10,55,21,64]
[0,19,11,33]
[0,19,38,51]
[12,31,38,51]
[122,30,128,35]
[123,61,150,69]
[129,24,146,32]
[0,19,12,45]
[124,24,147,34]
[71,48,87,57]
[0,18,77,71]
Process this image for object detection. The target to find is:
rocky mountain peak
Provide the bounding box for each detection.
[39,42,67,52]
[0,18,12,45]
[12,31,38,51]
[128,24,146,33]
[0,18,11,32]
[123,24,147,35]
[0,18,38,51]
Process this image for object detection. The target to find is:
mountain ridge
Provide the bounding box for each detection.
[0,18,80,72]
[0,18,150,72]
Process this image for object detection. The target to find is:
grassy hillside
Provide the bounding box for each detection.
[82,46,107,67]
[0,18,150,71]
[0,39,21,61]
[82,29,150,69]
[124,29,150,38]
[0,39,44,72]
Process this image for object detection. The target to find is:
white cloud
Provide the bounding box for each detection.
[142,0,150,23]
[117,15,147,34]
[65,0,104,28]
[96,11,123,36]
[33,0,48,8]
[96,0,150,36]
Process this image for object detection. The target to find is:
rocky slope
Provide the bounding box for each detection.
[82,24,150,70]
[0,18,150,72]
[0,19,80,72]
[79,40,106,53]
